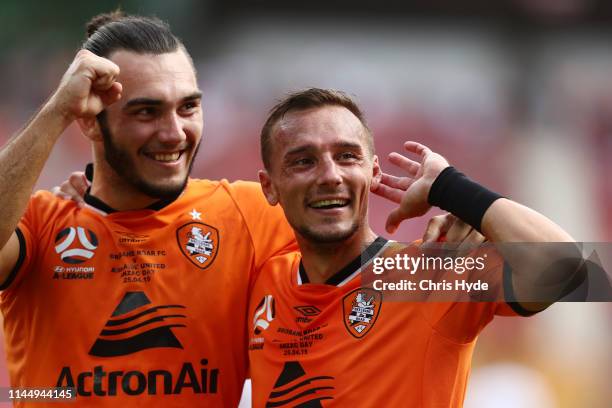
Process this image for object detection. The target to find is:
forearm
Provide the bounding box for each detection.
[428,166,574,243]
[481,198,574,243]
[428,166,580,306]
[0,101,70,248]
[377,144,583,307]
[0,49,121,255]
[483,199,581,307]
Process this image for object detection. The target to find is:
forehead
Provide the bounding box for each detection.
[109,49,198,100]
[273,106,366,151]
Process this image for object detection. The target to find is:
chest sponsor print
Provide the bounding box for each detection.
[54,291,223,398]
[267,361,334,407]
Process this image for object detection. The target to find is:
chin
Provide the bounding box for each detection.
[298,225,359,244]
[135,177,188,199]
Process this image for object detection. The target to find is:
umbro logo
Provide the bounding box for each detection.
[89,291,187,357]
[267,361,334,407]
[294,305,321,325]
[294,305,321,317]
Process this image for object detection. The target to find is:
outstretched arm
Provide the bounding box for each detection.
[372,141,580,309]
[0,50,121,284]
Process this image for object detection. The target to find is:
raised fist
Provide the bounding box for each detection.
[48,49,122,121]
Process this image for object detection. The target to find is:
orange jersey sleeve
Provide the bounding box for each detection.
[1,191,66,291]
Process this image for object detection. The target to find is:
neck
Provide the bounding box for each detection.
[89,159,158,211]
[298,227,378,284]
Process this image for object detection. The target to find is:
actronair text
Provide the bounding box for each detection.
[56,360,218,397]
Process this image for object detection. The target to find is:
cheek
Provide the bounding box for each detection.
[118,121,155,142]
[353,174,372,201]
[109,130,149,157]
[280,186,300,205]
[277,178,305,206]
[184,117,203,136]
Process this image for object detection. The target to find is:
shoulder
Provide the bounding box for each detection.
[219,180,284,222]
[183,178,223,195]
[256,251,301,286]
[30,189,67,205]
[185,179,267,204]
[224,180,268,203]
[26,190,78,219]
[184,179,293,255]
[263,252,300,271]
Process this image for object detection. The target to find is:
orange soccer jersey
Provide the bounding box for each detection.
[248,238,526,408]
[1,178,295,407]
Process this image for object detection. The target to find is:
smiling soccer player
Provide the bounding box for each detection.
[249,88,577,407]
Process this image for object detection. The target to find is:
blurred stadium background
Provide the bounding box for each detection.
[1,1,611,407]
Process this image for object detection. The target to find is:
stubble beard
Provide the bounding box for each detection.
[98,114,199,200]
[294,218,361,244]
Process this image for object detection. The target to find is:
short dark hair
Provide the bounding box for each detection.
[260,88,373,170]
[84,11,192,138]
[82,10,182,58]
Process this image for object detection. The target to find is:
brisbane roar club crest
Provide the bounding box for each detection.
[176,222,219,269]
[342,288,382,339]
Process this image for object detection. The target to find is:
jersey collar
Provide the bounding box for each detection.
[297,236,389,287]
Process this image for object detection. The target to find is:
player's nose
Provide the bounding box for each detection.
[157,111,187,144]
[316,156,343,186]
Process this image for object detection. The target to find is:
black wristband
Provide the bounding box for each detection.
[85,163,94,182]
[427,166,503,232]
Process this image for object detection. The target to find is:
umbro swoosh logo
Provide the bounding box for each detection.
[89,291,186,357]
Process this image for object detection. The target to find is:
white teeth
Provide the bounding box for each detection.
[152,152,180,162]
[310,199,348,208]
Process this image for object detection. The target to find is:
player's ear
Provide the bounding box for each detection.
[258,170,279,206]
[76,117,104,142]
[371,155,382,185]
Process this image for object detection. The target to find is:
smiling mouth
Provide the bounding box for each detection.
[309,199,350,209]
[144,151,185,163]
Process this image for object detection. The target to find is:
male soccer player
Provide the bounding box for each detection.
[1,12,468,408]
[248,88,577,407]
[0,12,297,407]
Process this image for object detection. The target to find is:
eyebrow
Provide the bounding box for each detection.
[284,141,363,157]
[284,145,311,157]
[183,91,203,102]
[123,91,203,109]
